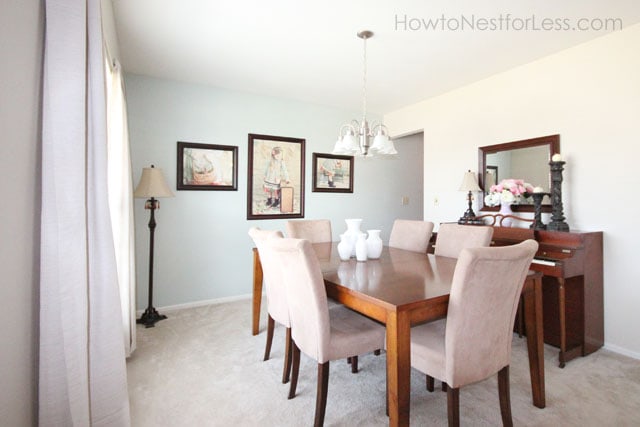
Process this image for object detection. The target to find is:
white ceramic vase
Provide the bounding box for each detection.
[355,233,368,262]
[337,233,352,261]
[366,229,383,259]
[499,203,514,227]
[344,218,363,257]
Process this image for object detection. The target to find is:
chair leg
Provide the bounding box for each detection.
[374,349,381,356]
[498,366,514,427]
[288,342,301,400]
[282,327,292,384]
[426,375,434,392]
[442,382,448,392]
[385,357,389,417]
[516,297,525,338]
[263,315,275,361]
[351,355,358,373]
[446,385,460,427]
[315,361,330,427]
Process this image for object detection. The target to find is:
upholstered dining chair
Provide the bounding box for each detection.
[410,240,538,426]
[285,219,332,243]
[264,237,386,427]
[433,223,493,258]
[285,218,346,313]
[247,227,292,384]
[388,219,435,253]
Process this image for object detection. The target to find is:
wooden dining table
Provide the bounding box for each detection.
[251,243,545,426]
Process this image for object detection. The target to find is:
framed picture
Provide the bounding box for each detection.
[177,141,238,190]
[247,133,305,220]
[485,165,498,194]
[312,153,354,193]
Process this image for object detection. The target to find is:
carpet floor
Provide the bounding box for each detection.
[127,299,640,426]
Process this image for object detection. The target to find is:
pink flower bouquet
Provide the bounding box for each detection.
[484,178,535,206]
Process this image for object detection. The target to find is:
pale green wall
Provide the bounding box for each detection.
[125,75,424,308]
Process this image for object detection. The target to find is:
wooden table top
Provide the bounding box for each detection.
[313,242,457,308]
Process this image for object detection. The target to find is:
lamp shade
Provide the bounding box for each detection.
[458,170,482,192]
[134,165,174,198]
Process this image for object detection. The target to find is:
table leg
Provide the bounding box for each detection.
[557,278,567,368]
[523,274,545,408]
[252,248,263,336]
[386,310,411,427]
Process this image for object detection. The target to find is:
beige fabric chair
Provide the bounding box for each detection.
[286,218,345,311]
[434,223,493,258]
[285,219,332,243]
[410,240,538,426]
[264,237,386,427]
[388,219,434,253]
[247,227,292,384]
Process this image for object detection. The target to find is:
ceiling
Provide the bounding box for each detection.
[111,0,640,114]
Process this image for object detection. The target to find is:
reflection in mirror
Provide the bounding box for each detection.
[485,146,550,193]
[478,134,559,213]
[485,165,498,191]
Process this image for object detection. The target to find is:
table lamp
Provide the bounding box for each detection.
[134,165,174,327]
[458,170,482,224]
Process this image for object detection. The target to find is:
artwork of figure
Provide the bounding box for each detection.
[262,146,290,208]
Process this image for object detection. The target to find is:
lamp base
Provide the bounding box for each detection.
[137,306,167,328]
[458,216,485,225]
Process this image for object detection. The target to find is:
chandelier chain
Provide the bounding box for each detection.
[362,35,367,121]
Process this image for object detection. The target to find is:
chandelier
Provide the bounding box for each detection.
[332,30,396,157]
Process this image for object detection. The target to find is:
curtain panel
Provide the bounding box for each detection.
[40,0,131,425]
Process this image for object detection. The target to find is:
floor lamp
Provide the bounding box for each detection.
[134,165,174,328]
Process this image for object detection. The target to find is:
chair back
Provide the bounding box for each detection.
[444,239,538,387]
[388,219,434,252]
[285,219,332,243]
[434,223,493,258]
[264,238,331,362]
[248,227,288,327]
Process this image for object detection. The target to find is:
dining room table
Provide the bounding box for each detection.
[251,242,545,426]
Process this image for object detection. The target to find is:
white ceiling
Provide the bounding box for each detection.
[111,0,640,114]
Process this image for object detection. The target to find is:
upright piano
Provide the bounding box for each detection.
[433,226,604,367]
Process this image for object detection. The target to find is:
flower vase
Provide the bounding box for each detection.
[355,233,368,262]
[344,218,363,257]
[337,233,352,261]
[366,229,383,259]
[499,203,514,227]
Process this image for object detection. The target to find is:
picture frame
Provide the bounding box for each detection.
[485,165,498,194]
[312,153,354,193]
[247,133,305,220]
[177,141,238,191]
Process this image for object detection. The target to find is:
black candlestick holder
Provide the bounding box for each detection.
[530,192,548,230]
[547,160,570,232]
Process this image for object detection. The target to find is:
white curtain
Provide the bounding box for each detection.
[40,0,131,425]
[105,56,137,357]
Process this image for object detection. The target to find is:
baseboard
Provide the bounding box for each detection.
[603,343,640,360]
[136,293,254,316]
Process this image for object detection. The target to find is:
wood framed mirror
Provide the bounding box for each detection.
[478,134,560,213]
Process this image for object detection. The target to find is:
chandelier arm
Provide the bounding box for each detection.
[339,123,357,137]
[371,123,390,136]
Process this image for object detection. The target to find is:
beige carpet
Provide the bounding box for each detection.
[127,299,640,426]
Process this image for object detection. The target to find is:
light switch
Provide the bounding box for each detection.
[401,196,409,205]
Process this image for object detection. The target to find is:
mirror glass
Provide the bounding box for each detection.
[478,134,559,212]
